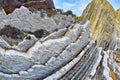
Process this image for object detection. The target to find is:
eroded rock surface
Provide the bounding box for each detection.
[0,0,56,16]
[0,6,74,33]
[0,0,119,80]
[0,25,26,39]
[0,17,93,79]
[81,0,119,50]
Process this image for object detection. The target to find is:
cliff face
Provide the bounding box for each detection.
[81,0,119,49]
[0,0,120,80]
[116,9,120,24]
[115,9,120,38]
[0,0,56,16]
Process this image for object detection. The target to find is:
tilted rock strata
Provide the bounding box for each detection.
[0,15,119,80]
[79,1,120,79]
[81,0,119,49]
[45,48,120,80]
[0,0,119,80]
[115,9,120,39]
[0,19,93,79]
[116,9,120,24]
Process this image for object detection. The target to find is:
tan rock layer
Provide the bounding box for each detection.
[115,9,120,40]
[81,0,120,49]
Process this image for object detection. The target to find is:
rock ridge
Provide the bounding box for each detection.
[0,0,56,16]
[81,0,119,50]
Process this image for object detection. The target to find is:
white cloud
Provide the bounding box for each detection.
[53,0,91,16]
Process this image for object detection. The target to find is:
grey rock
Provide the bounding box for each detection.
[0,50,33,74]
[0,6,74,33]
[0,36,11,49]
[0,7,116,80]
[13,35,37,52]
[40,28,67,42]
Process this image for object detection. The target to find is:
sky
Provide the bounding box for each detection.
[53,0,120,16]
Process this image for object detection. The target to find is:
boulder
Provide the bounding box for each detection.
[63,10,75,17]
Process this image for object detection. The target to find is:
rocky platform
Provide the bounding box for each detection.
[0,0,119,80]
[0,7,94,79]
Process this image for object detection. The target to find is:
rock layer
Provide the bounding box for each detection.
[0,8,119,79]
[0,0,119,80]
[0,13,93,79]
[81,0,119,50]
[116,9,120,39]
[116,9,120,23]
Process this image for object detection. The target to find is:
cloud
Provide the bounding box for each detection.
[53,0,120,16]
[53,0,91,16]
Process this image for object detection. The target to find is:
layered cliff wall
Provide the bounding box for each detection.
[0,0,119,79]
[81,0,119,50]
[116,9,120,35]
[116,9,120,24]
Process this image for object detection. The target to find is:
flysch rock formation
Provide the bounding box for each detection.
[81,0,120,50]
[0,0,119,80]
[116,9,120,40]
[80,0,120,79]
[0,7,93,79]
